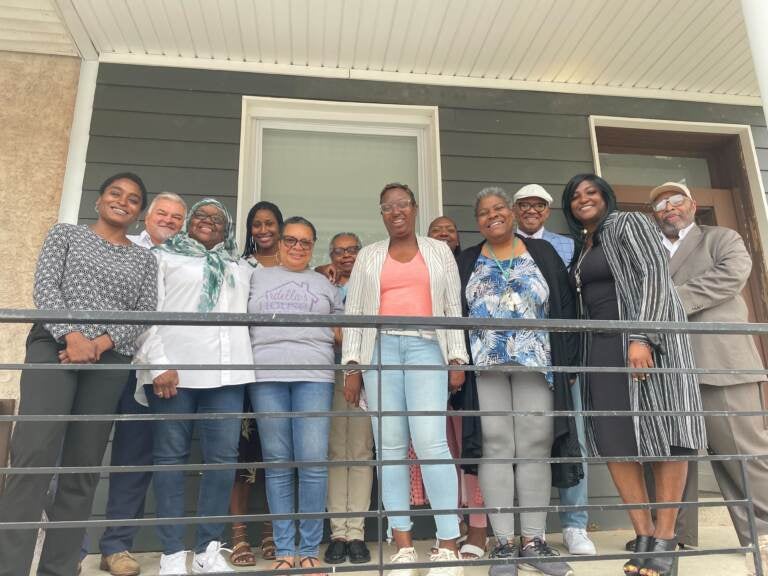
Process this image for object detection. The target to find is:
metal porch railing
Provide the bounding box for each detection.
[0,309,767,575]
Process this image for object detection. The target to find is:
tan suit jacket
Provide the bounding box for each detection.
[669,224,765,386]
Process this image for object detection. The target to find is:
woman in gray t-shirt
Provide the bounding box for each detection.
[248,216,343,575]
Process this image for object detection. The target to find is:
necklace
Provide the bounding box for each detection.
[486,236,518,282]
[573,232,593,294]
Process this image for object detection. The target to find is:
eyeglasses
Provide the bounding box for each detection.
[652,194,688,212]
[190,210,226,226]
[516,201,548,213]
[331,246,361,257]
[282,236,314,251]
[380,200,413,214]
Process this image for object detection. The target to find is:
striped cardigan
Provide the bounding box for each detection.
[341,236,469,366]
[585,211,707,457]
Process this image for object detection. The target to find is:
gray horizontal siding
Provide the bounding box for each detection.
[81,63,768,547]
[86,63,767,242]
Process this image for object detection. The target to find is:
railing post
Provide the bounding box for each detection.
[376,324,384,576]
[740,457,764,576]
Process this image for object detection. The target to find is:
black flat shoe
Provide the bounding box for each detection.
[347,540,371,564]
[639,537,679,576]
[624,535,653,575]
[324,539,348,564]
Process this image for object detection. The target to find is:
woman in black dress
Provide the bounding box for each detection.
[562,174,706,576]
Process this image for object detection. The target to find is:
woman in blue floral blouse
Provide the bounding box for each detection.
[456,187,579,576]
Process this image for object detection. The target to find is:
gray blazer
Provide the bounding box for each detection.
[669,224,765,386]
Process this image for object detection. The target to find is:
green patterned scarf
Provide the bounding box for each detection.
[155,198,239,312]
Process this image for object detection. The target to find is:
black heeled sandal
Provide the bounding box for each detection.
[639,537,679,576]
[623,535,653,575]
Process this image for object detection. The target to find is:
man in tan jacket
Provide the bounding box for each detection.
[651,181,768,573]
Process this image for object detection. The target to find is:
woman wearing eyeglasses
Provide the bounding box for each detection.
[134,198,254,574]
[342,183,469,576]
[248,216,344,576]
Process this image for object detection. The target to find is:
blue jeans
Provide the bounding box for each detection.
[558,379,589,529]
[147,385,244,555]
[248,380,333,558]
[363,334,460,540]
[100,372,154,556]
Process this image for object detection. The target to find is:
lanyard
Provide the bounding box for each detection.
[486,237,518,282]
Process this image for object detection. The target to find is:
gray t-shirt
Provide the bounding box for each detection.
[249,266,343,382]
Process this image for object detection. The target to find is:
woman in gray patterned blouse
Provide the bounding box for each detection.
[0,173,158,576]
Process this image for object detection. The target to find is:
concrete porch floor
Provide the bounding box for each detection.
[79,526,755,576]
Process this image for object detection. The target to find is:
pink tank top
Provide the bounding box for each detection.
[379,252,433,316]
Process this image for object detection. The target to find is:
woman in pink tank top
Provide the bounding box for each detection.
[341,183,470,576]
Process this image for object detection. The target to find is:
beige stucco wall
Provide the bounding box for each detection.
[0,51,81,401]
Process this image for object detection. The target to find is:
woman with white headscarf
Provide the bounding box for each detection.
[135,198,254,575]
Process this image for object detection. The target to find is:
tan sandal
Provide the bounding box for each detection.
[272,557,295,576]
[261,521,276,560]
[230,523,257,567]
[300,556,323,576]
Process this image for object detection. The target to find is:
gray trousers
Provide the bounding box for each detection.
[0,325,130,576]
[702,382,768,545]
[476,371,553,540]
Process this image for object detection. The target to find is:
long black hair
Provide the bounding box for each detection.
[242,201,284,257]
[561,173,618,259]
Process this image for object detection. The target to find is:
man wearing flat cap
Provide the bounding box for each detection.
[512,184,596,556]
[650,181,768,573]
[512,184,574,268]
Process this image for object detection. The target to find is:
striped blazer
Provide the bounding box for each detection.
[586,211,707,457]
[341,236,469,366]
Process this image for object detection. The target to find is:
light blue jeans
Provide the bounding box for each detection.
[558,379,589,529]
[148,385,244,555]
[248,380,333,559]
[363,334,460,541]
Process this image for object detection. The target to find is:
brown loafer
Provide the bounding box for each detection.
[100,551,141,576]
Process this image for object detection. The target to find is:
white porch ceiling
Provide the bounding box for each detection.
[0,0,76,55]
[0,0,761,105]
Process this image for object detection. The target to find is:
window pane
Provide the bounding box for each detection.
[599,153,711,188]
[261,129,419,265]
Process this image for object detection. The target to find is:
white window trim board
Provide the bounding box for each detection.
[237,96,442,249]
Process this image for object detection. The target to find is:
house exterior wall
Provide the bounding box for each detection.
[76,63,768,546]
[0,51,80,402]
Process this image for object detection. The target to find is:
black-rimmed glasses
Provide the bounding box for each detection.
[331,246,361,257]
[282,236,314,251]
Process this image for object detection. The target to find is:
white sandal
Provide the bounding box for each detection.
[460,538,489,559]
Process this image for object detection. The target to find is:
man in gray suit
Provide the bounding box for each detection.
[650,181,768,573]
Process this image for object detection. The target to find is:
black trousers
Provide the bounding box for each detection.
[0,325,131,576]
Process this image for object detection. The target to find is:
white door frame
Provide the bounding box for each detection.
[236,96,442,249]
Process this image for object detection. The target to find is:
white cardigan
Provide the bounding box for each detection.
[341,235,469,366]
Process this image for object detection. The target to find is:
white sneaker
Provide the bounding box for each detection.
[562,527,596,555]
[389,546,419,576]
[159,550,189,575]
[191,541,234,574]
[426,547,464,576]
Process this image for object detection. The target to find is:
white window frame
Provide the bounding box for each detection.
[236,96,442,249]
[589,114,768,272]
